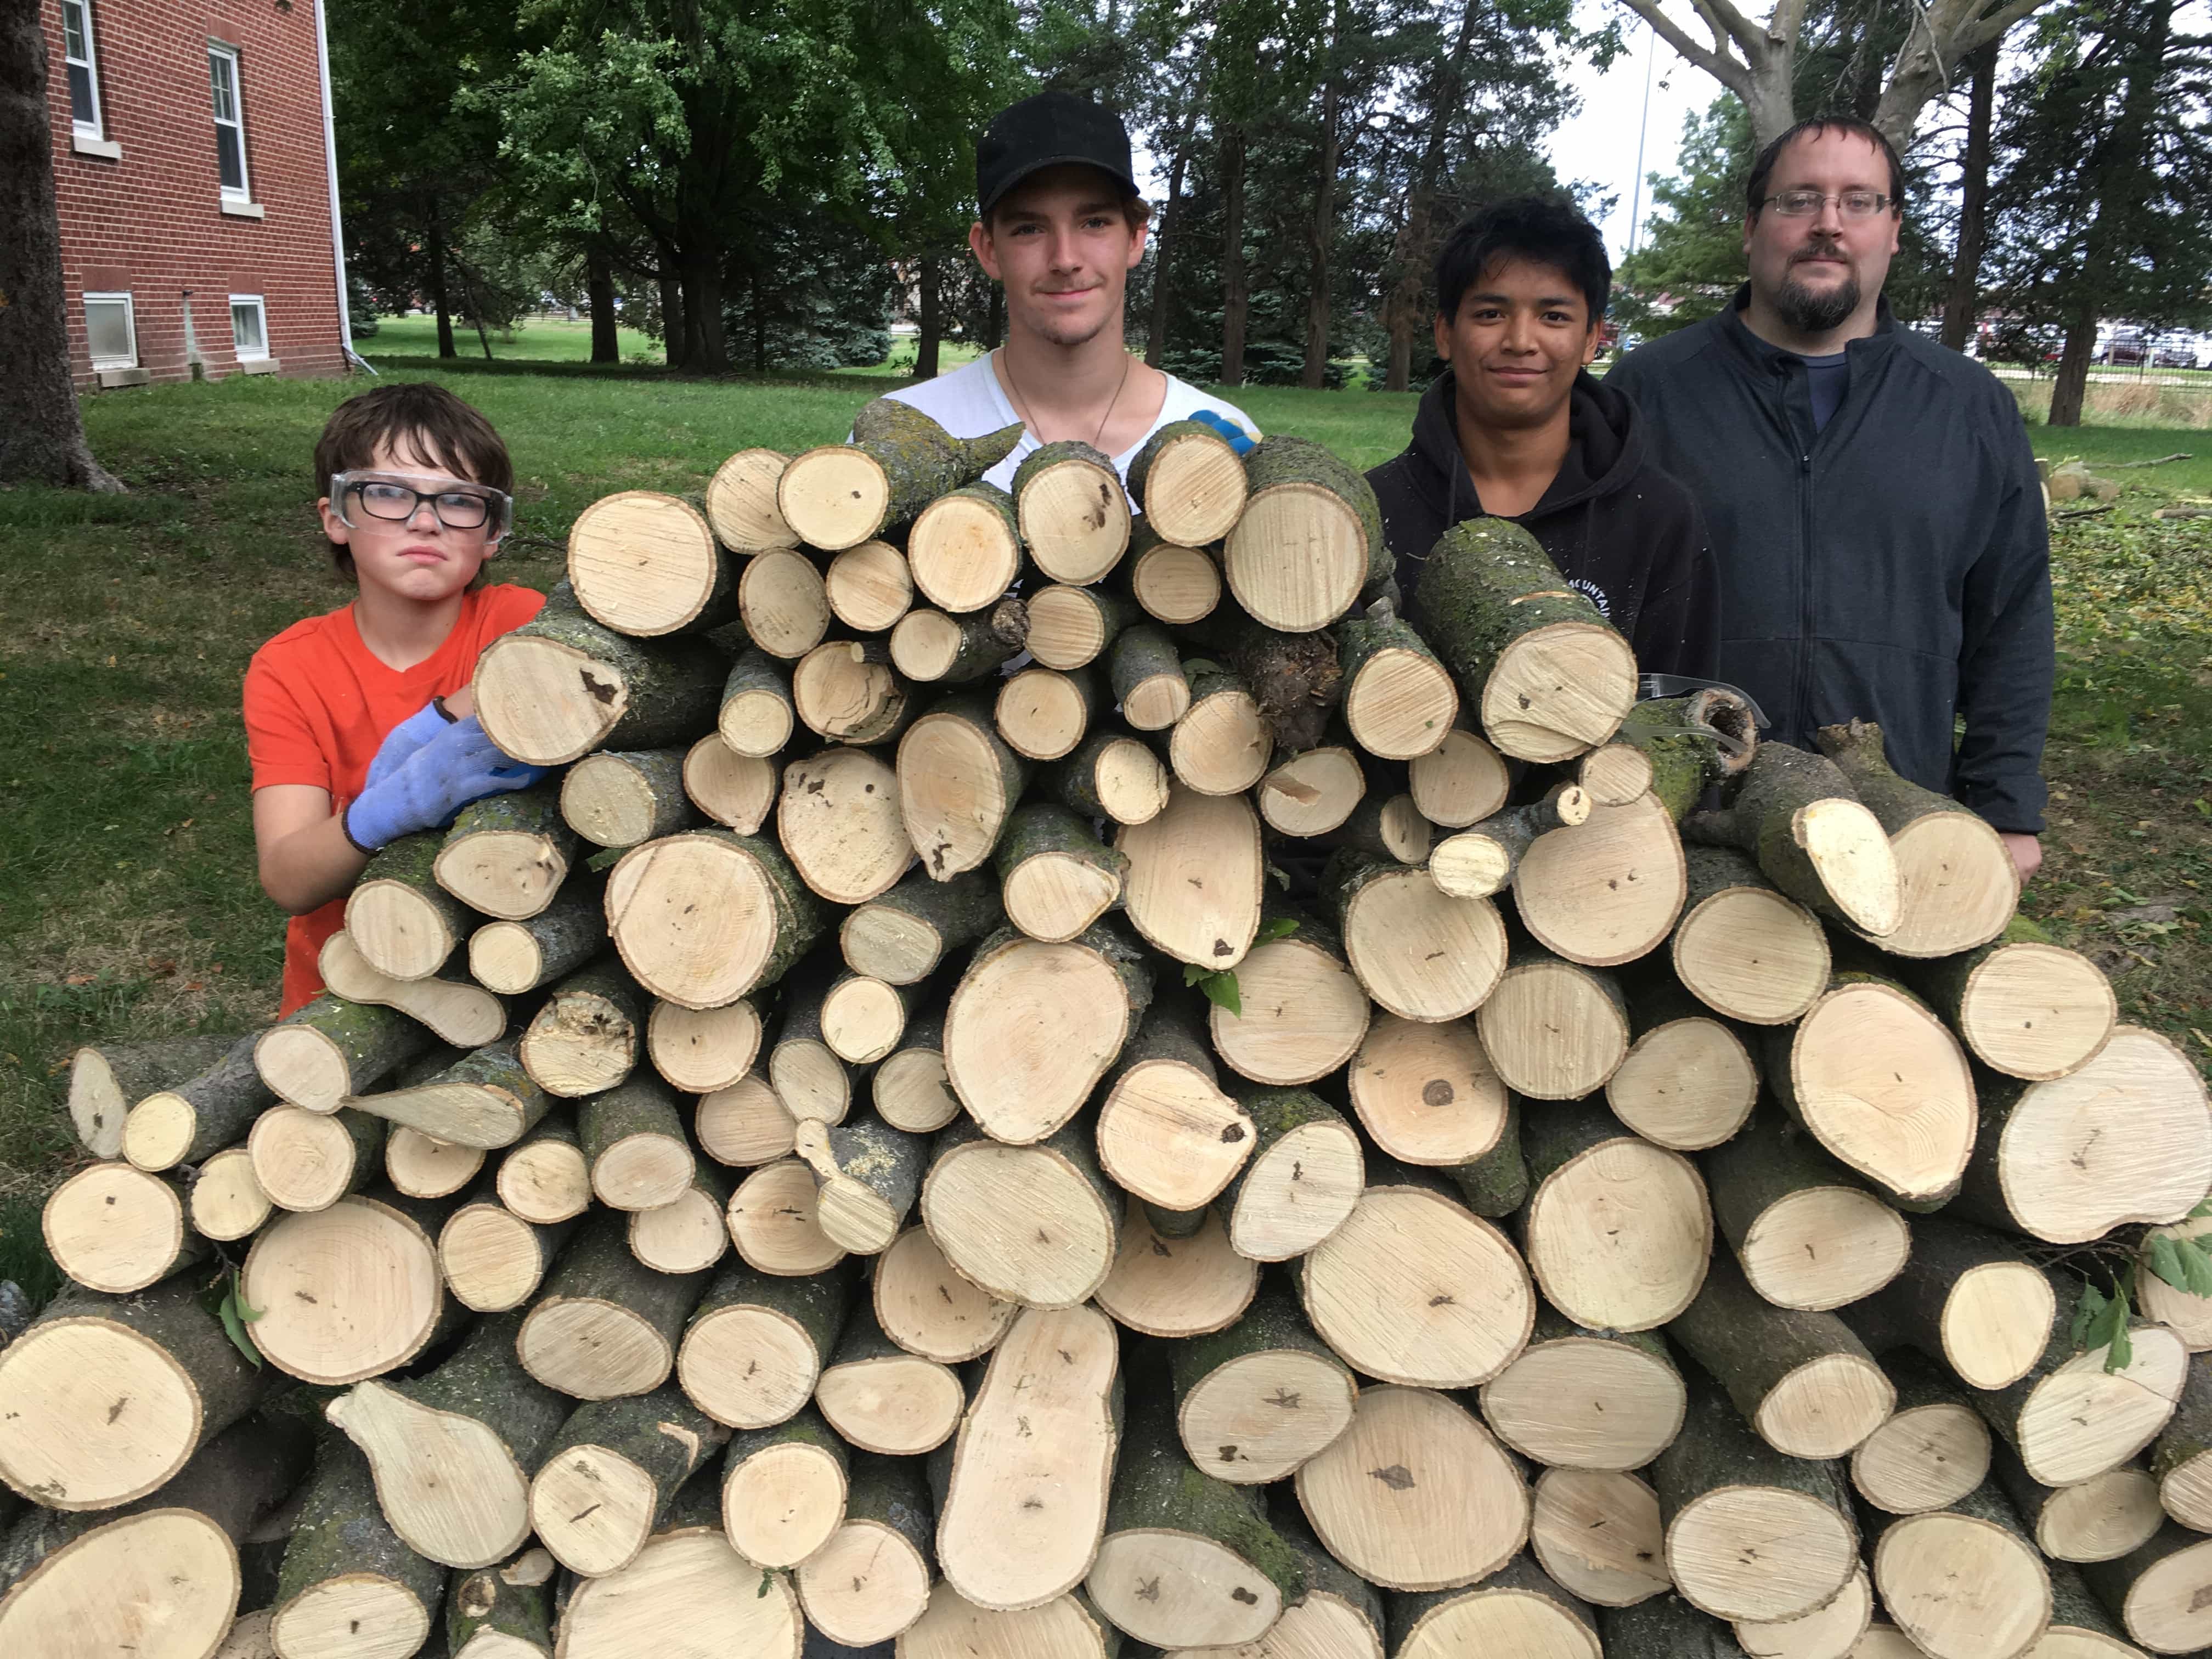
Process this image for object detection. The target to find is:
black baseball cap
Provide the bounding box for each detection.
[975,91,1139,217]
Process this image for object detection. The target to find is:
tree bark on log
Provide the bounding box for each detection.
[1108,623,1193,730]
[1683,743,1902,938]
[516,1215,712,1400]
[1836,1214,2056,1391]
[1223,436,1390,634]
[122,1030,275,1172]
[434,783,577,920]
[325,1310,569,1570]
[840,866,1002,985]
[777,400,1023,550]
[1616,691,1760,822]
[1014,441,1131,585]
[675,1257,851,1430]
[270,1430,447,1659]
[1651,1378,1859,1624]
[794,1111,926,1256]
[468,881,608,995]
[1085,1376,1308,1648]
[445,1551,553,1658]
[1670,846,1832,1026]
[348,1037,551,1149]
[517,961,642,1098]
[67,1032,240,1160]
[255,992,429,1114]
[529,1385,730,1578]
[561,749,697,850]
[1666,1253,1893,1462]
[1701,1107,1910,1312]
[1414,518,1636,763]
[605,828,828,1009]
[717,646,795,758]
[473,580,727,766]
[0,1276,269,1511]
[720,1404,850,1570]
[1128,419,1249,545]
[889,597,1030,685]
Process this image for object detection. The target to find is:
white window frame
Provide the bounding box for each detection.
[208,41,250,202]
[61,0,104,139]
[83,291,137,370]
[229,294,269,360]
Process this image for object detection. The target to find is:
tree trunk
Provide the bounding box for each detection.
[427,196,458,359]
[0,1,120,490]
[657,258,687,370]
[588,240,619,363]
[1147,100,1200,369]
[915,255,942,381]
[1380,0,1483,392]
[1940,41,1999,353]
[679,242,728,374]
[1302,28,1342,391]
[2047,294,2097,429]
[1220,125,1249,387]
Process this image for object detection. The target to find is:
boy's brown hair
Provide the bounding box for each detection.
[314,382,513,579]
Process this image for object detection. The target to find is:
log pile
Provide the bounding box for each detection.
[12,398,2209,1659]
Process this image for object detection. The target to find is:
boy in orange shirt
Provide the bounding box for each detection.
[245,383,546,1014]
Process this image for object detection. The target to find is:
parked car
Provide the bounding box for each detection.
[2102,331,2150,366]
[2151,337,2199,370]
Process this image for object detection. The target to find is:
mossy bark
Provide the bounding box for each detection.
[1414,517,1623,714]
[1218,1086,1359,1230]
[1102,1383,1308,1607]
[839,866,1003,980]
[1701,1108,1890,1267]
[1651,1377,1856,1535]
[436,783,576,903]
[847,398,1024,528]
[900,597,1031,684]
[724,1402,850,1481]
[11,1276,272,1502]
[1598,1591,1752,1655]
[67,1031,241,1159]
[446,1556,552,1657]
[128,1030,273,1168]
[566,749,695,846]
[260,992,431,1104]
[1239,435,1389,591]
[580,1075,694,1206]
[1108,624,1190,724]
[1619,693,1760,822]
[1444,1095,1530,1217]
[474,880,607,991]
[1667,1254,1885,1443]
[542,1385,730,1532]
[274,1431,447,1639]
[1681,743,1888,930]
[1814,719,1983,835]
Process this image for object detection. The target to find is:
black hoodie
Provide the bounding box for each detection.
[1365,367,1721,681]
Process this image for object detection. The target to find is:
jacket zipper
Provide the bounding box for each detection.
[1797,446,1815,738]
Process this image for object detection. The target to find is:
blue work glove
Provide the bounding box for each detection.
[1188,408,1257,456]
[365,698,458,789]
[344,715,545,853]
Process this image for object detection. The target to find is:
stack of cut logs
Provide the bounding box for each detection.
[9,396,2212,1659]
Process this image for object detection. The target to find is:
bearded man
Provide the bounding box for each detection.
[1607,117,2053,880]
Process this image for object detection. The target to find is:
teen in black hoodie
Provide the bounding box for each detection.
[1367,198,1720,682]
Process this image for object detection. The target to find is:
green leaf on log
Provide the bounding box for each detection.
[2151,1233,2192,1294]
[2071,1279,2108,1350]
[1257,917,1300,943]
[2180,1236,2212,1299]
[210,1268,264,1368]
[1184,963,1243,1016]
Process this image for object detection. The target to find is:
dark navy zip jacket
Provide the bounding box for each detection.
[1606,289,2053,833]
[1366,367,1721,683]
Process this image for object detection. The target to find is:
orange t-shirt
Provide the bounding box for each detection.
[244,583,546,1014]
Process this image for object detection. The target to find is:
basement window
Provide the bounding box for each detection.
[208,42,250,201]
[230,295,268,360]
[84,292,137,370]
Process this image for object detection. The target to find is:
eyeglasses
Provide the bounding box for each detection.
[331,472,512,535]
[1761,190,1895,219]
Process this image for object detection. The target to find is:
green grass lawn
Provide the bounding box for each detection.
[0,360,2205,1204]
[364,312,666,365]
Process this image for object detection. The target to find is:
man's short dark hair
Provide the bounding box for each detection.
[314,381,512,580]
[1434,195,1610,326]
[1745,117,1905,220]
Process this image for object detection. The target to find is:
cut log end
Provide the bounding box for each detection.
[441,1203,552,1312]
[1729,1565,1873,1658]
[1531,1468,1671,1609]
[1740,1186,1912,1312]
[1178,1345,1358,1485]
[739,548,833,659]
[1795,798,1904,936]
[1606,1018,1759,1152]
[1339,870,1506,1023]
[1790,980,1975,1204]
[1874,1509,2051,1659]
[923,1139,1118,1309]
[778,446,890,551]
[873,1226,1016,1363]
[1673,887,1832,1026]
[724,1437,848,1568]
[1346,1014,1508,1166]
[1345,647,1459,761]
[1479,623,1637,762]
[678,1305,820,1429]
[1959,941,2118,1081]
[567,491,722,637]
[1484,1337,1688,1472]
[531,1442,659,1578]
[825,539,915,632]
[244,1197,445,1385]
[1225,483,1369,634]
[1129,541,1222,625]
[1259,747,1365,838]
[1666,1486,1857,1623]
[910,490,1023,613]
[1088,1528,1284,1647]
[1229,1115,1364,1263]
[1752,1351,1896,1460]
[41,1161,191,1295]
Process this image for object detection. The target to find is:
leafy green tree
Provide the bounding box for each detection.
[1983,0,2212,425]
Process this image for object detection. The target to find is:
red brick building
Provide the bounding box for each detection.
[41,0,352,388]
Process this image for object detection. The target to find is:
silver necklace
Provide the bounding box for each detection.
[1001,347,1131,450]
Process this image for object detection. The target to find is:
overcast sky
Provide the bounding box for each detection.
[1545,3,1714,259]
